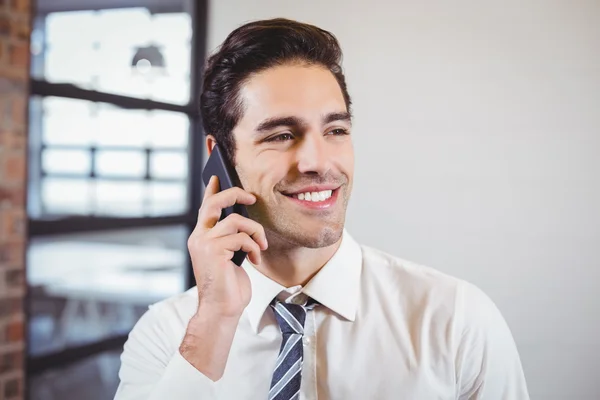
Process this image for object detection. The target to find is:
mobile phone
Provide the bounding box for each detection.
[201,144,249,266]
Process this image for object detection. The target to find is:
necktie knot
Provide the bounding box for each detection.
[270,295,318,335]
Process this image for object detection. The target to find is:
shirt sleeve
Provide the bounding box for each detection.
[113,303,221,400]
[455,281,530,400]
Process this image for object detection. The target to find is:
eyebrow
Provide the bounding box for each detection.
[254,111,352,133]
[255,116,303,133]
[323,111,352,125]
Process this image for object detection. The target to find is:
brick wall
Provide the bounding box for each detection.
[0,0,30,399]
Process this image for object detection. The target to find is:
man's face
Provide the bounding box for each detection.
[232,63,354,249]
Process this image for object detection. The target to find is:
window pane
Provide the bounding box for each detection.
[95,180,145,216]
[35,5,192,105]
[44,11,101,91]
[42,149,91,175]
[150,151,188,179]
[42,178,91,215]
[147,111,189,148]
[149,182,187,216]
[96,150,146,178]
[95,105,148,147]
[42,97,94,146]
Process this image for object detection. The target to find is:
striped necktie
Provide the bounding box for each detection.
[268,296,318,400]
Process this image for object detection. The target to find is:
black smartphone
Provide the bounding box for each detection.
[201,144,249,266]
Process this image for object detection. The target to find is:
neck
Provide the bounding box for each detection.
[254,232,343,287]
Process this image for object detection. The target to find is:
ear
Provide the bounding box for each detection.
[205,135,217,156]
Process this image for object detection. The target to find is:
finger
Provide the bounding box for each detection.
[209,213,268,250]
[197,175,220,225]
[218,233,262,265]
[198,187,256,230]
[203,175,220,201]
[206,187,256,210]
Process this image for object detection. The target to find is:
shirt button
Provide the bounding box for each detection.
[303,337,311,346]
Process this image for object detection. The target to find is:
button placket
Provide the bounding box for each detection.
[300,301,317,400]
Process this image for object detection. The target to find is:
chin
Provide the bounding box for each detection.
[274,222,344,249]
[303,225,343,248]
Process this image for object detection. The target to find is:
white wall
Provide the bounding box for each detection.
[206,1,600,398]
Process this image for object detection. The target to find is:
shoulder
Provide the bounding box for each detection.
[358,243,504,328]
[359,243,466,299]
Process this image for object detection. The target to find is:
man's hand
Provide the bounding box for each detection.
[180,175,268,381]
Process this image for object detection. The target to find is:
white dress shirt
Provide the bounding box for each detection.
[114,230,530,399]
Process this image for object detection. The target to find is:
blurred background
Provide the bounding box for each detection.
[2,0,203,399]
[0,0,599,399]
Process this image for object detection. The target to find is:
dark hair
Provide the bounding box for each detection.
[200,18,352,163]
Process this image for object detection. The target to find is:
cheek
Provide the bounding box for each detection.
[241,154,290,193]
[334,142,355,174]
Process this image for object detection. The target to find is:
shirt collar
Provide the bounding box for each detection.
[242,229,363,334]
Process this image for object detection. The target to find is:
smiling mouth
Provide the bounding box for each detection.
[280,187,341,209]
[285,189,334,202]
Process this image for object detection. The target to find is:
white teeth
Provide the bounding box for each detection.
[294,190,333,202]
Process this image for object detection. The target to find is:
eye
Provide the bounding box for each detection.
[266,133,294,142]
[327,128,350,136]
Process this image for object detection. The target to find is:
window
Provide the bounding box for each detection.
[28,2,200,222]
[26,0,207,391]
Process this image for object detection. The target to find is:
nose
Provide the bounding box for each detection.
[296,133,332,176]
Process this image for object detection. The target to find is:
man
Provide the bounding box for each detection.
[115,18,529,399]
